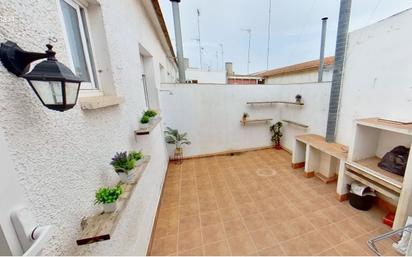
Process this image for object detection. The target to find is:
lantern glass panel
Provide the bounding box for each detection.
[65,82,80,105]
[31,81,63,105]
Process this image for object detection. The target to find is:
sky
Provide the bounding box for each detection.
[159,0,412,75]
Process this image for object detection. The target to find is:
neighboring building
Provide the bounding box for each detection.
[255,56,335,84]
[225,62,264,85]
[185,68,226,84]
[0,0,177,255]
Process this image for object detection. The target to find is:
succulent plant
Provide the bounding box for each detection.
[110,151,135,172]
[95,185,123,204]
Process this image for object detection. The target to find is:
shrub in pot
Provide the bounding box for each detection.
[270,122,283,150]
[128,150,144,166]
[95,185,123,213]
[139,115,151,129]
[110,152,136,183]
[164,127,191,161]
[242,112,249,123]
[144,109,159,123]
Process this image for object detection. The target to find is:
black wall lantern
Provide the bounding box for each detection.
[0,41,83,112]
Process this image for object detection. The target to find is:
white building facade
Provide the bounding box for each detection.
[0,0,177,255]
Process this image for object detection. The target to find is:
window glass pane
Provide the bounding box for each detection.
[60,0,91,82]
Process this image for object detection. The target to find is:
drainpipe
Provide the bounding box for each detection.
[325,0,352,143]
[318,17,328,82]
[170,0,186,83]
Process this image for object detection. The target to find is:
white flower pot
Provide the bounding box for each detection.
[118,169,135,184]
[103,202,117,213]
[139,122,150,129]
[135,158,144,167]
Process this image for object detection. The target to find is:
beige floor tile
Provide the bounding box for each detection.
[243,213,267,231]
[179,214,200,232]
[200,210,222,227]
[335,218,367,238]
[223,218,249,238]
[178,247,204,256]
[178,229,202,252]
[227,234,258,255]
[318,223,349,245]
[203,240,232,256]
[201,223,226,244]
[280,236,312,256]
[301,230,332,255]
[318,247,341,256]
[250,228,278,250]
[335,240,369,256]
[320,206,348,223]
[237,202,259,217]
[179,202,199,217]
[151,234,178,256]
[271,216,315,242]
[258,244,285,256]
[219,207,241,222]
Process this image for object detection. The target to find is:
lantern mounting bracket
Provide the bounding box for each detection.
[0,41,53,77]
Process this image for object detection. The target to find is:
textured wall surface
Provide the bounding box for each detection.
[0,0,173,255]
[160,83,331,157]
[337,8,412,145]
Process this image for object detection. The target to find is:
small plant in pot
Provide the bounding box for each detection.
[270,122,283,150]
[128,150,144,166]
[110,151,136,183]
[295,94,303,104]
[165,127,191,161]
[242,112,249,123]
[139,115,151,129]
[144,109,159,123]
[95,185,123,213]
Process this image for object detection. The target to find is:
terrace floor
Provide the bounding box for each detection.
[149,149,399,256]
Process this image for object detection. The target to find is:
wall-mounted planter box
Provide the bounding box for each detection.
[79,96,124,110]
[76,156,151,246]
[246,101,304,106]
[135,117,161,135]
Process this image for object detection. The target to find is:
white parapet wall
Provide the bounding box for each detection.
[160,83,332,157]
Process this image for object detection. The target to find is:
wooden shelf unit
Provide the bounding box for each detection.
[76,156,151,245]
[339,118,412,229]
[246,101,304,106]
[240,118,272,126]
[135,117,161,135]
[282,120,309,128]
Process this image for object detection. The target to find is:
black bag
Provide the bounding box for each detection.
[378,146,410,176]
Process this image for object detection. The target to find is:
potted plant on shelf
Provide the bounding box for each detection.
[164,127,191,162]
[139,115,151,129]
[144,109,159,123]
[110,151,136,183]
[270,121,283,150]
[295,94,302,104]
[128,150,144,166]
[95,185,123,213]
[242,112,249,124]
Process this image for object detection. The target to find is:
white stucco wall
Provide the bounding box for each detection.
[185,69,227,84]
[265,67,333,84]
[336,8,412,145]
[160,83,331,157]
[0,0,175,255]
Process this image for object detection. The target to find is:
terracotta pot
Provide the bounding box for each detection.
[274,144,282,150]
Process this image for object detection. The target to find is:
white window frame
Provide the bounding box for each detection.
[57,0,98,91]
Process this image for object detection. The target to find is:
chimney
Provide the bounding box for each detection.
[225,62,234,76]
[170,0,186,83]
[318,17,328,82]
[184,58,189,69]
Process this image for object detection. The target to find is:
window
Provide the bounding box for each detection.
[59,0,98,90]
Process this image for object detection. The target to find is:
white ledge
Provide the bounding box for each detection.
[79,96,124,110]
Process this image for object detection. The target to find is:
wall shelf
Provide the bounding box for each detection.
[240,119,272,126]
[282,119,309,128]
[76,156,151,246]
[135,117,161,135]
[247,101,304,106]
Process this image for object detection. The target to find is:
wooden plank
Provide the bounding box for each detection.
[344,169,400,202]
[347,157,403,191]
[76,156,151,246]
[282,120,308,128]
[295,134,348,160]
[246,101,304,106]
[240,119,272,125]
[135,117,161,135]
[357,118,412,136]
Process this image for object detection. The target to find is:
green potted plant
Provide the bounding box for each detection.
[144,109,159,123]
[128,150,144,166]
[242,112,249,123]
[270,122,283,150]
[95,185,123,213]
[110,152,136,183]
[139,115,151,129]
[164,127,191,160]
